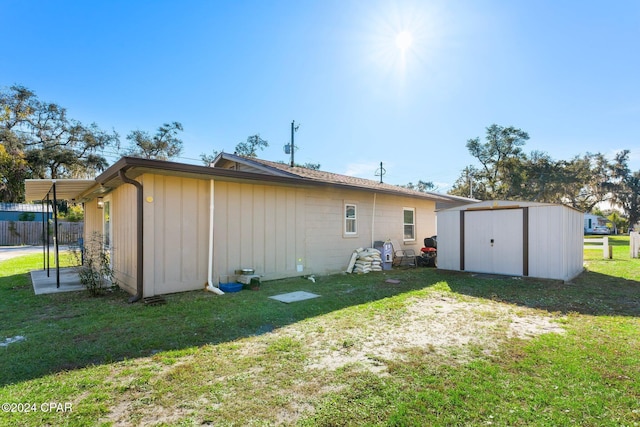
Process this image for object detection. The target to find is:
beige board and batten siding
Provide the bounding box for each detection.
[111,182,138,292]
[213,180,306,282]
[83,198,102,241]
[140,176,307,295]
[83,183,139,295]
[214,182,436,281]
[85,173,439,297]
[142,174,210,297]
[144,175,435,294]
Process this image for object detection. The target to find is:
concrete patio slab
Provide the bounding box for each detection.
[30,268,84,295]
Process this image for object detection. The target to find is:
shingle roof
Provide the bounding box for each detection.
[214,153,469,203]
[28,154,475,207]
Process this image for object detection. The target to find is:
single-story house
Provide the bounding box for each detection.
[437,200,584,281]
[584,213,608,234]
[0,202,52,222]
[25,154,472,301]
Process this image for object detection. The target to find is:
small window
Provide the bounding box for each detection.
[345,203,357,235]
[403,208,415,241]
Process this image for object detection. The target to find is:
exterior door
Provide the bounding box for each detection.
[464,209,523,276]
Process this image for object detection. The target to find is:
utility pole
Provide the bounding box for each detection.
[375,162,386,183]
[284,121,300,166]
[290,120,299,167]
[290,121,295,166]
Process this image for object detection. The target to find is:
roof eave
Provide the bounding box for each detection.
[88,157,454,202]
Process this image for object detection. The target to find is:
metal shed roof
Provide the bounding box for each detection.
[437,199,584,213]
[0,202,52,212]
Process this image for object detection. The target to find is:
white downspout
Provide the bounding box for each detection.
[206,179,224,295]
[371,193,377,247]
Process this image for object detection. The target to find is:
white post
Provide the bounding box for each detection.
[603,236,608,259]
[631,232,640,258]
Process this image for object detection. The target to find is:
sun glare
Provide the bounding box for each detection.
[395,31,413,51]
[361,2,442,80]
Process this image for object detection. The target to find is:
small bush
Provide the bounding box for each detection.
[73,232,117,296]
[66,205,84,222]
[18,212,36,221]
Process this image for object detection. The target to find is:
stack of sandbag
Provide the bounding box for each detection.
[350,247,382,273]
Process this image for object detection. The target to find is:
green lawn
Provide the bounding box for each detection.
[0,238,638,426]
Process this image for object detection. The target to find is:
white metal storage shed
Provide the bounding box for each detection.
[437,200,584,281]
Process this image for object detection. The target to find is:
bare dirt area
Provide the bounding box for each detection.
[102,291,567,426]
[296,293,566,373]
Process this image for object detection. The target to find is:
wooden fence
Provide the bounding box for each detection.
[583,236,611,259]
[0,221,83,246]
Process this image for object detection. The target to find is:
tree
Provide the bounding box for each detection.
[1,86,117,179]
[200,149,220,165]
[125,122,183,160]
[609,150,640,227]
[66,204,84,222]
[234,134,268,158]
[556,153,613,212]
[0,85,36,154]
[449,124,614,210]
[509,152,611,211]
[450,166,481,199]
[1,85,118,200]
[401,180,436,193]
[454,124,529,199]
[23,116,114,179]
[0,143,28,202]
[299,162,321,170]
[200,136,318,168]
[606,211,627,234]
[274,160,321,170]
[513,151,556,202]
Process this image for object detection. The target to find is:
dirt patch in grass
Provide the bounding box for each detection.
[299,293,565,373]
[100,291,567,425]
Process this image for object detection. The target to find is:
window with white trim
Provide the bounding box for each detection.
[345,203,357,235]
[403,208,415,241]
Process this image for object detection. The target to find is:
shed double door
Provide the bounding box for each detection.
[464,209,523,276]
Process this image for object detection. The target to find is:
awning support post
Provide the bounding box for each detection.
[41,201,46,270]
[46,193,51,277]
[52,181,60,288]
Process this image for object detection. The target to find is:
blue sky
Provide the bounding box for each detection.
[1,0,638,191]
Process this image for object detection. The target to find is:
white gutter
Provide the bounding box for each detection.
[206,179,224,295]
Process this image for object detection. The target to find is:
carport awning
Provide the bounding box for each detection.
[25,179,96,202]
[24,178,98,290]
